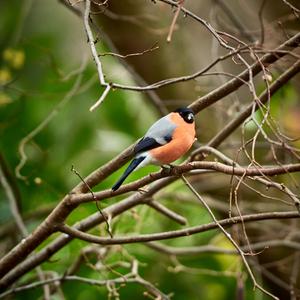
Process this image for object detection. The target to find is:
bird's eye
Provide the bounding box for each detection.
[187,113,194,121]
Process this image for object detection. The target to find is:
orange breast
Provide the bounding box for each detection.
[150,113,195,164]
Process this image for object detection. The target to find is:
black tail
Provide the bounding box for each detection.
[112,157,145,191]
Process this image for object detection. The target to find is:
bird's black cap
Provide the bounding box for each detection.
[174,107,194,114]
[174,107,194,123]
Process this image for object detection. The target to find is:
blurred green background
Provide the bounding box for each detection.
[1,0,300,299]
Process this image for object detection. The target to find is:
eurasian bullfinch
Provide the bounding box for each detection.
[112,107,196,191]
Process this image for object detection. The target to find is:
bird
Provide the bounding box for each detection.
[111,107,196,191]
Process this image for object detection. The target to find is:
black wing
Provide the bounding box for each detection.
[134,135,172,154]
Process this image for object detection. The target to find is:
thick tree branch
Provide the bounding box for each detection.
[57,211,299,245]
[70,162,300,205]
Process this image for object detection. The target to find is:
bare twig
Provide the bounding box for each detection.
[166,0,184,42]
[84,0,105,85]
[147,199,187,225]
[0,154,51,300]
[0,274,170,300]
[15,57,87,180]
[181,175,279,300]
[146,239,300,256]
[280,0,300,16]
[190,32,300,113]
[99,42,159,58]
[71,165,113,238]
[214,0,255,42]
[258,0,267,45]
[83,0,111,110]
[206,59,300,149]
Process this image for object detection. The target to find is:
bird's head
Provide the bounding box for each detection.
[174,107,195,124]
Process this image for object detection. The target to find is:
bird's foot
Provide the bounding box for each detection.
[162,164,175,169]
[161,164,175,175]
